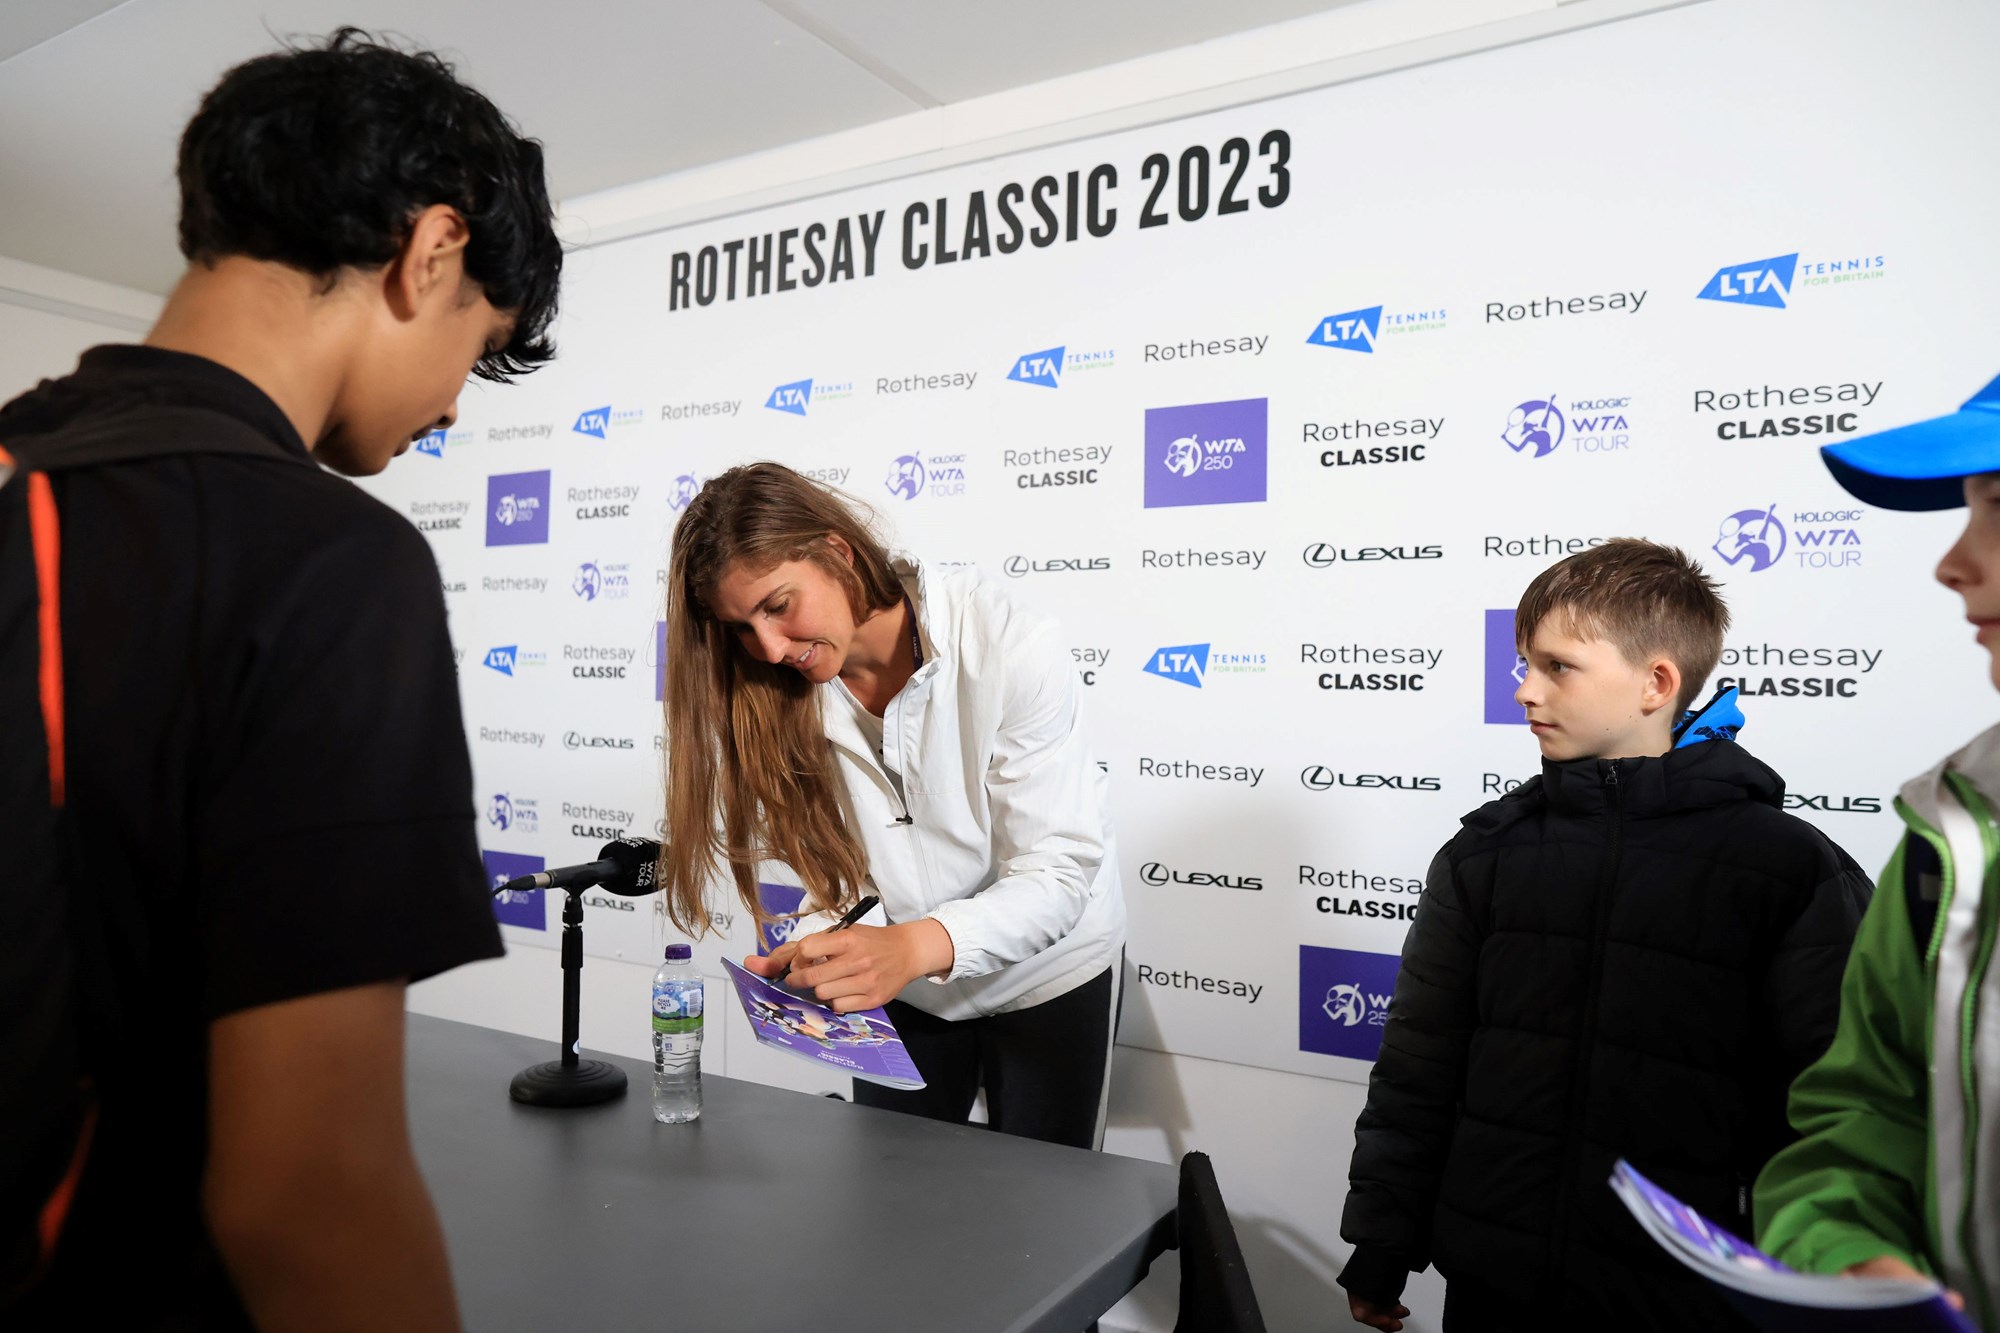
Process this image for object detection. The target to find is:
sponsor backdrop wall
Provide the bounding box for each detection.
[362,0,2000,1088]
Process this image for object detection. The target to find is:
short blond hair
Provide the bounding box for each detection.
[1515,538,1730,713]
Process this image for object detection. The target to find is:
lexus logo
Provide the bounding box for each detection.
[1138,860,1262,891]
[1302,542,1444,566]
[1300,766,1443,792]
[564,731,635,752]
[1005,554,1111,578]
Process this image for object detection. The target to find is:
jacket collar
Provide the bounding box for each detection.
[891,553,947,686]
[1467,740,1786,833]
[0,344,311,461]
[1901,719,2000,831]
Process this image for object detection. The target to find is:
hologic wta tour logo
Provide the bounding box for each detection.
[1484,609,1528,725]
[1709,505,1865,574]
[1498,393,1632,459]
[1713,506,1788,572]
[668,473,702,512]
[486,470,551,546]
[1299,945,1400,1061]
[572,561,632,602]
[1501,396,1565,458]
[485,850,546,931]
[883,452,968,501]
[1143,398,1268,508]
[486,792,539,833]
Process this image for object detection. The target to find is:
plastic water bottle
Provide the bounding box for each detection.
[651,943,703,1123]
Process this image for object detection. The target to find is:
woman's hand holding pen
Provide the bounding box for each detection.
[743,919,955,1013]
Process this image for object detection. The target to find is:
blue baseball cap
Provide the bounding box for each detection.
[1821,371,2000,511]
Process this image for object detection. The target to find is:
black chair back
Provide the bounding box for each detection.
[1172,1150,1267,1333]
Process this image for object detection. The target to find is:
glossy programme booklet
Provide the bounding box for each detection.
[1610,1160,1977,1333]
[720,958,925,1090]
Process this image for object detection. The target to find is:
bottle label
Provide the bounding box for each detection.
[651,1016,702,1035]
[652,978,705,1022]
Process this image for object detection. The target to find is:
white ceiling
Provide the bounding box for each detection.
[0,0,1364,295]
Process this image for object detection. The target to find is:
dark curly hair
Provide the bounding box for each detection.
[177,28,561,381]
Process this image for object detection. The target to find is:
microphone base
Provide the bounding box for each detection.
[508,1058,629,1108]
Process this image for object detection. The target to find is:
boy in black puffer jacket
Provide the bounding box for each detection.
[1337,539,1872,1333]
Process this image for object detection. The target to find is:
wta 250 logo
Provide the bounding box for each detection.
[1299,945,1399,1061]
[1143,398,1268,509]
[485,470,551,546]
[484,850,546,931]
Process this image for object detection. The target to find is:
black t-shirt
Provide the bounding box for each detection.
[1,346,502,1328]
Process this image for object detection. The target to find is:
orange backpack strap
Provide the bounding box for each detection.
[1,444,65,809]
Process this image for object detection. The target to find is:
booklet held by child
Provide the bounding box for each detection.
[720,958,925,1089]
[1610,1160,1977,1333]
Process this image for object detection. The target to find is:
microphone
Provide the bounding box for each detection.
[492,837,660,898]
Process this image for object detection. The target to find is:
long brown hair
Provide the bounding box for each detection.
[659,462,906,935]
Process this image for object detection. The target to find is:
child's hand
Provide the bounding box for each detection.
[1347,1292,1411,1331]
[1844,1255,1966,1311]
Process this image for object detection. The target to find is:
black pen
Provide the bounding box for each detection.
[778,895,880,995]
[825,895,880,933]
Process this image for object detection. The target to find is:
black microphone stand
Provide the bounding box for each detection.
[508,884,628,1107]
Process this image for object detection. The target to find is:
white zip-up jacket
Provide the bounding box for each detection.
[813,557,1125,1020]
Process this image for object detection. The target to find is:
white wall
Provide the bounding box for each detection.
[0,6,1745,1331]
[0,254,160,395]
[396,6,1747,1325]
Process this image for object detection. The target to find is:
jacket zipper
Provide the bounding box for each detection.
[1550,759,1623,1293]
[1942,775,2000,1326]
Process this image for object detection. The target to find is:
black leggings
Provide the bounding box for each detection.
[852,966,1120,1150]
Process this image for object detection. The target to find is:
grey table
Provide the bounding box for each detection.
[406,1015,1179,1332]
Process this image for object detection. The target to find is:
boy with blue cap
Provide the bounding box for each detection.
[1757,373,2000,1329]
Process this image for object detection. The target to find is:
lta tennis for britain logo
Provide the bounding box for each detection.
[1696,249,1887,311]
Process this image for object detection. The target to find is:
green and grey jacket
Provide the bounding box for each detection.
[1756,722,2000,1330]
